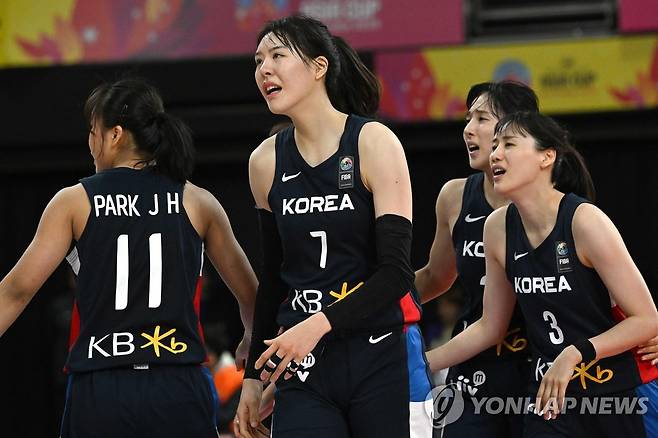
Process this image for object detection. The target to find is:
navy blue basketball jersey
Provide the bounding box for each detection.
[447,173,528,397]
[268,115,421,331]
[505,193,642,395]
[65,167,207,372]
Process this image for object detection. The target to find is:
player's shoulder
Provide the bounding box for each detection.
[487,204,509,222]
[248,135,278,209]
[484,205,509,234]
[571,202,612,241]
[183,182,220,209]
[436,177,467,218]
[53,183,88,206]
[440,178,467,201]
[41,184,89,232]
[482,206,509,260]
[572,201,603,223]
[250,134,277,167]
[359,121,402,154]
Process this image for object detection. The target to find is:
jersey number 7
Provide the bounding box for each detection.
[310,231,327,269]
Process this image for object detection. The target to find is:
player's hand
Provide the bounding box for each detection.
[637,335,658,365]
[535,345,581,421]
[235,421,269,438]
[235,378,263,438]
[235,332,251,371]
[259,383,276,421]
[255,312,331,384]
[253,423,271,438]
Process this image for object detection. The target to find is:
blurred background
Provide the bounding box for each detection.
[0,0,656,435]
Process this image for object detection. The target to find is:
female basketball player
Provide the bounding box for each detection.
[426,111,658,437]
[236,14,432,438]
[0,78,258,437]
[416,81,538,437]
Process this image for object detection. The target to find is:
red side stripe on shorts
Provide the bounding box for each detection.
[194,276,209,362]
[68,301,81,351]
[399,292,421,326]
[63,301,81,373]
[612,305,658,383]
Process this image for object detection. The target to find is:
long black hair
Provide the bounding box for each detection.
[495,111,595,201]
[467,81,539,118]
[84,78,195,183]
[257,14,380,117]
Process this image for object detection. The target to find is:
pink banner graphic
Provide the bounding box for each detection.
[221,0,464,55]
[378,51,466,121]
[5,0,463,67]
[619,0,658,33]
[11,0,229,64]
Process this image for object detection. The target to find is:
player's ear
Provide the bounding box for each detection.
[110,125,124,146]
[541,148,556,169]
[314,56,328,80]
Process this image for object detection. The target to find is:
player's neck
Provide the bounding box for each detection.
[482,170,509,209]
[112,151,149,170]
[513,188,564,247]
[292,106,348,167]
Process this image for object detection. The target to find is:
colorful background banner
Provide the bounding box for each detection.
[220,0,463,54]
[0,0,463,68]
[377,35,658,121]
[619,0,658,33]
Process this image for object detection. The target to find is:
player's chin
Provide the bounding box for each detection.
[492,178,511,196]
[265,99,289,116]
[466,152,487,170]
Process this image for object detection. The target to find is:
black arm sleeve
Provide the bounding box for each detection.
[244,209,288,379]
[322,214,415,330]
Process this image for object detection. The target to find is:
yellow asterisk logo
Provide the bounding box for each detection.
[571,360,613,390]
[140,325,188,358]
[328,281,364,305]
[496,327,528,356]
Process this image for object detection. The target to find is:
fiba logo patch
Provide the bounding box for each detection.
[338,156,354,189]
[340,156,353,171]
[425,383,465,428]
[555,241,572,273]
[556,241,568,256]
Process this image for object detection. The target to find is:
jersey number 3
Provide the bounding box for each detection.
[542,310,565,345]
[115,233,162,310]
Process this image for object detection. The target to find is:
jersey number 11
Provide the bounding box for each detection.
[115,233,162,310]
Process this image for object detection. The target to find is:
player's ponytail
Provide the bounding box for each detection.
[330,35,379,117]
[495,112,595,201]
[83,78,195,183]
[257,14,380,117]
[145,112,195,183]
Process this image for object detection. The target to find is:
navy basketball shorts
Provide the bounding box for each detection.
[523,386,654,438]
[271,324,434,438]
[60,364,219,438]
[440,358,529,438]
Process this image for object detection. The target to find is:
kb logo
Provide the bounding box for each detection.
[425,383,465,428]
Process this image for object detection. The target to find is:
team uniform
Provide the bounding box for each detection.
[441,172,529,437]
[267,115,433,438]
[505,193,656,437]
[60,168,218,438]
